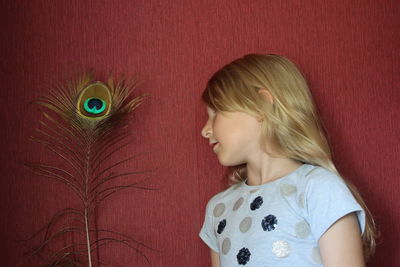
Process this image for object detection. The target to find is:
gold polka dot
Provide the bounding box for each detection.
[239,217,252,233]
[280,184,297,196]
[222,238,231,255]
[233,197,244,211]
[213,203,225,217]
[232,183,241,190]
[250,188,259,193]
[295,220,311,239]
[298,193,305,208]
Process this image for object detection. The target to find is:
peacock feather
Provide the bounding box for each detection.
[19,72,155,267]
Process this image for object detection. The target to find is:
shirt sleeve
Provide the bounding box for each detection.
[199,199,219,253]
[304,169,366,241]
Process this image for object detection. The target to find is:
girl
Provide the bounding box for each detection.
[199,54,376,267]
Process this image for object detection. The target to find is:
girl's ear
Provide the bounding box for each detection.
[258,88,274,105]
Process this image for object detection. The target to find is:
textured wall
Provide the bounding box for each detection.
[0,0,399,266]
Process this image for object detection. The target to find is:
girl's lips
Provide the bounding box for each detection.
[212,143,219,151]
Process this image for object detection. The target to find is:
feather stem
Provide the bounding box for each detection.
[84,207,92,267]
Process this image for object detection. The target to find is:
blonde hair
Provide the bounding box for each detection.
[202,54,377,260]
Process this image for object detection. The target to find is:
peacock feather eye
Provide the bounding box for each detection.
[77,82,112,119]
[84,98,106,114]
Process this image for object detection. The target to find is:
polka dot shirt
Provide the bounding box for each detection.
[199,164,365,266]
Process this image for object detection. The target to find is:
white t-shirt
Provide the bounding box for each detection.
[199,164,365,266]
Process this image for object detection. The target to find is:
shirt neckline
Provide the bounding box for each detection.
[241,163,309,189]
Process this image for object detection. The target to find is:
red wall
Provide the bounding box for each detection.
[1,0,399,266]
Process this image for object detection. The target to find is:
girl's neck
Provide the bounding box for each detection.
[246,154,302,186]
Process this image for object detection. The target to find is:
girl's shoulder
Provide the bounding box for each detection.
[295,165,366,238]
[287,164,344,192]
[300,165,347,192]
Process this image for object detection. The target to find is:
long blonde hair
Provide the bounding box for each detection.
[202,54,376,260]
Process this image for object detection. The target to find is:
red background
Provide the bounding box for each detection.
[1,0,399,266]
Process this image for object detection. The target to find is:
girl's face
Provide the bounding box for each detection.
[201,106,263,166]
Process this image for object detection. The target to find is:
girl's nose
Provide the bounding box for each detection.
[201,122,212,139]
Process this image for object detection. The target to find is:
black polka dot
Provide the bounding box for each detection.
[250,196,263,210]
[217,219,226,234]
[261,214,278,231]
[237,247,251,265]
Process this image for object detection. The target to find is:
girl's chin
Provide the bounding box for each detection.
[216,154,229,166]
[216,154,240,167]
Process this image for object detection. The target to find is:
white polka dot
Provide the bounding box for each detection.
[311,246,322,264]
[239,217,252,233]
[295,220,311,239]
[233,197,244,211]
[213,203,225,217]
[222,238,231,255]
[272,240,291,258]
[280,184,297,196]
